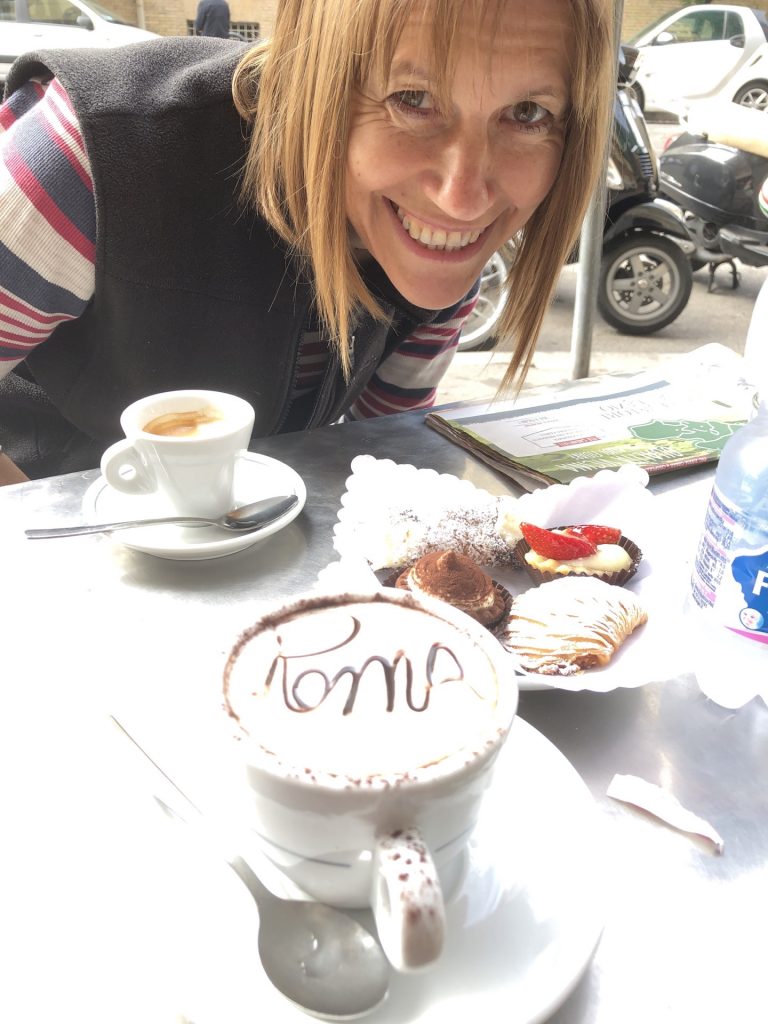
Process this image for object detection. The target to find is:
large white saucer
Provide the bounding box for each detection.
[161,716,606,1024]
[81,452,306,560]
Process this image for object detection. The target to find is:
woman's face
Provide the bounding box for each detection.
[345,0,572,310]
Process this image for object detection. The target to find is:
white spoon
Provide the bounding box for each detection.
[111,718,390,1020]
[25,494,299,539]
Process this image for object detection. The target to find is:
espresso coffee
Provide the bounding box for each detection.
[223,591,507,782]
[142,406,224,438]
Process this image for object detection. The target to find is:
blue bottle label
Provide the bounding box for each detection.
[691,484,768,645]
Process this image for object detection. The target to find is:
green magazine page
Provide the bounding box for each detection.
[426,346,757,488]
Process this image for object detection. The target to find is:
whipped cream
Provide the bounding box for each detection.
[525,543,632,575]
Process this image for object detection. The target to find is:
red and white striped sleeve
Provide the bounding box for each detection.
[345,281,479,420]
[0,77,96,379]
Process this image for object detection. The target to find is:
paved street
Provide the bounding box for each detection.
[437,116,767,407]
[437,261,767,406]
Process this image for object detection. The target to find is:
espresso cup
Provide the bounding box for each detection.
[100,390,255,519]
[223,589,518,972]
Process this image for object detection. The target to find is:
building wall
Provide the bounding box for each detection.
[108,0,276,36]
[123,1,768,44]
[145,0,187,37]
[622,1,684,38]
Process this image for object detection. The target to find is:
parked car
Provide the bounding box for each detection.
[0,0,158,84]
[628,4,768,115]
[709,39,768,110]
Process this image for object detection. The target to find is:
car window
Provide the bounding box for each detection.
[755,10,768,42]
[0,0,14,20]
[28,0,88,25]
[83,0,127,23]
[662,11,727,43]
[724,12,745,39]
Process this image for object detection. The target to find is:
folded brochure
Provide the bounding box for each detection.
[426,344,757,490]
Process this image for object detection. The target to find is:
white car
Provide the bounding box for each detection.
[628,4,768,115]
[0,0,158,84]
[712,39,768,109]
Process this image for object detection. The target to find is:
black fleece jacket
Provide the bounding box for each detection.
[1,38,436,477]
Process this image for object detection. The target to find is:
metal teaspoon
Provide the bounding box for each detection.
[110,717,390,1021]
[25,493,299,539]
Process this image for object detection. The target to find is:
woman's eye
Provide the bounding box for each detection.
[389,90,435,114]
[507,100,554,131]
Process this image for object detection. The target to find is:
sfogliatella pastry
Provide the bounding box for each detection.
[394,550,511,631]
[516,522,642,587]
[499,576,647,675]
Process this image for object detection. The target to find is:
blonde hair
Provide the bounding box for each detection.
[233,0,615,388]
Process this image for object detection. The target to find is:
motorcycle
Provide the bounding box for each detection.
[459,44,694,350]
[657,102,768,291]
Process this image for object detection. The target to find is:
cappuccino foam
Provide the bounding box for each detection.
[142,406,225,438]
[223,593,507,782]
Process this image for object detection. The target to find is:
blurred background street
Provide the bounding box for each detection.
[436,117,768,407]
[437,260,767,404]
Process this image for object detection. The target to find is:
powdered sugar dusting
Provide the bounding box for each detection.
[334,455,522,569]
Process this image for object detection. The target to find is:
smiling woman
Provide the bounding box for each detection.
[343,2,570,314]
[0,0,614,482]
[235,0,615,388]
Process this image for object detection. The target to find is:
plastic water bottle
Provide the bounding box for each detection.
[687,281,768,703]
[690,396,768,644]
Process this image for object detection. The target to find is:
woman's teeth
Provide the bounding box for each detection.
[395,206,483,251]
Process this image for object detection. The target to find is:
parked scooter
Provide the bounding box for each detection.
[658,102,768,291]
[460,44,694,349]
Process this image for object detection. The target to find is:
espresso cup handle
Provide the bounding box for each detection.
[372,827,445,972]
[100,439,156,496]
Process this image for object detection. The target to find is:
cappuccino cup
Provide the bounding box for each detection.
[100,390,255,519]
[223,589,518,972]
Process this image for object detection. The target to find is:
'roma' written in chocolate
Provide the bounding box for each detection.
[260,615,465,715]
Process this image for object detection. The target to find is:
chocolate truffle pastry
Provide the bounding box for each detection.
[394,550,511,631]
[499,576,648,676]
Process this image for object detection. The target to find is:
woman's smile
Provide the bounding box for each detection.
[392,202,486,252]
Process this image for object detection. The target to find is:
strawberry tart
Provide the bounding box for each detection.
[516,522,642,587]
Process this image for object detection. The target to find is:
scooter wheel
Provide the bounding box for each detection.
[598,232,693,335]
[457,248,510,351]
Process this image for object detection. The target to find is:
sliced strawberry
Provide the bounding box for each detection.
[564,524,622,545]
[520,522,597,560]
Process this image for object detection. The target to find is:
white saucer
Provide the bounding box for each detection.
[156,717,605,1024]
[81,452,306,560]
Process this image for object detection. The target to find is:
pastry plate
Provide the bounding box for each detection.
[142,717,606,1024]
[330,457,690,692]
[81,452,306,560]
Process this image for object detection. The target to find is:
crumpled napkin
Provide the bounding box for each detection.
[608,773,724,853]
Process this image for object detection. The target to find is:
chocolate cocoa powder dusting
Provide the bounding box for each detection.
[397,550,508,628]
[412,550,491,602]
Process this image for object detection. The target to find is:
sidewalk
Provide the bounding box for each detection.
[436,263,767,407]
[435,344,670,407]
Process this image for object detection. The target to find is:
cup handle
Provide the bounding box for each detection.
[372,827,445,972]
[100,439,156,496]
